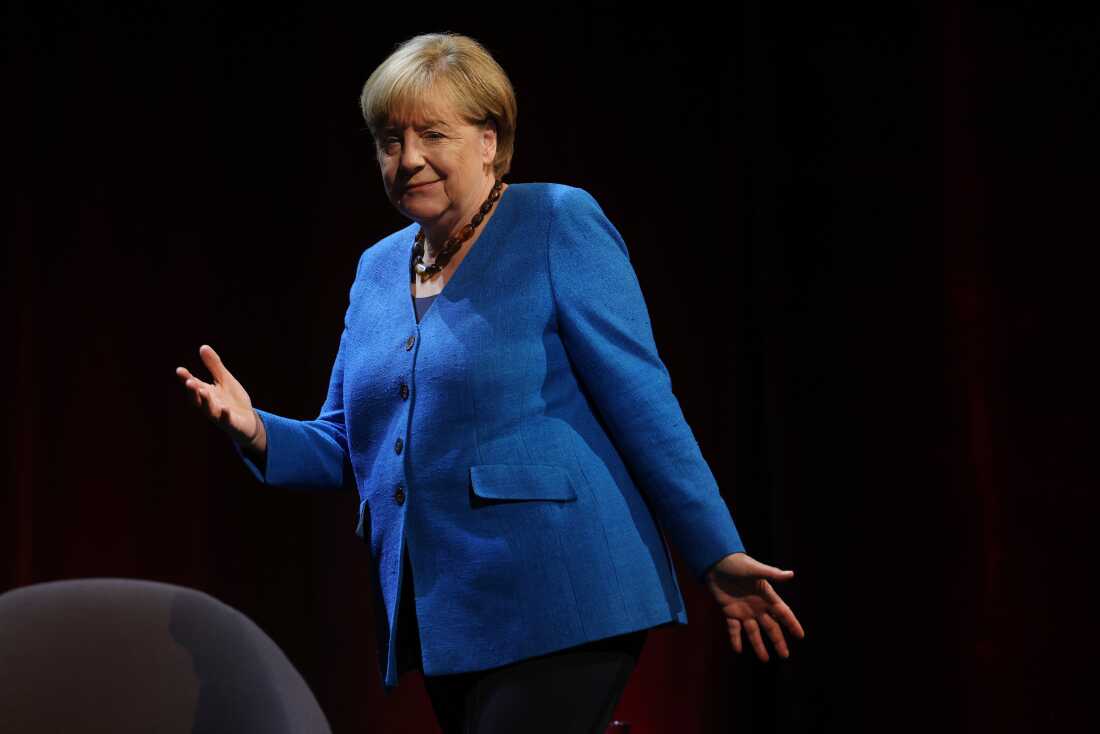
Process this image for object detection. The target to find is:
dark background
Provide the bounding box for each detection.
[5,2,1097,732]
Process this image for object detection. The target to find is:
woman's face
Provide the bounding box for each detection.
[376,91,497,235]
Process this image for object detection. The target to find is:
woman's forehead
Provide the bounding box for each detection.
[384,86,472,128]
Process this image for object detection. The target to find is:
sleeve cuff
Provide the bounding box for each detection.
[230,408,278,484]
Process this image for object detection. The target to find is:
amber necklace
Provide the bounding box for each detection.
[410,178,504,281]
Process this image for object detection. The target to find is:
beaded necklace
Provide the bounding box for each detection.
[410,178,504,281]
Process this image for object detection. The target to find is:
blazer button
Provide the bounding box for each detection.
[394,437,404,454]
[399,382,409,400]
[394,485,405,505]
[405,335,415,351]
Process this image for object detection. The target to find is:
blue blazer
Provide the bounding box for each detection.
[235,183,745,690]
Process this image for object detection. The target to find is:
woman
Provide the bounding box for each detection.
[177,33,804,733]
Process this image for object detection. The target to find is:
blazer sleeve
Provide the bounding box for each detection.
[546,186,746,582]
[231,257,362,491]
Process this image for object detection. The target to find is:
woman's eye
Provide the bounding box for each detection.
[424,131,445,141]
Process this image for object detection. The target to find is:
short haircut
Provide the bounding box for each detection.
[360,33,518,177]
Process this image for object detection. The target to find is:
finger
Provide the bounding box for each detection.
[759,611,790,659]
[727,618,743,654]
[216,399,242,432]
[764,588,806,640]
[742,618,769,662]
[777,604,806,640]
[199,386,222,420]
[183,375,213,393]
[201,385,216,415]
[178,369,210,394]
[198,344,229,384]
[183,378,212,411]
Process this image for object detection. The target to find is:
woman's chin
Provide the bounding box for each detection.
[397,198,446,224]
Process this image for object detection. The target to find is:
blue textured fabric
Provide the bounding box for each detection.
[233,183,745,691]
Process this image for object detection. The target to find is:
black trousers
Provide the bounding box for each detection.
[423,628,648,734]
[402,541,648,733]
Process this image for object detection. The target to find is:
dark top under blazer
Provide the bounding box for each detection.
[235,183,745,691]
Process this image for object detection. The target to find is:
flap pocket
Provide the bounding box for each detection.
[469,464,578,502]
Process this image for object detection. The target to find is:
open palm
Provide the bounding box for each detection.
[175,344,264,451]
[705,552,805,661]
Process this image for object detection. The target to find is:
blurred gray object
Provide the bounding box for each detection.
[0,578,332,734]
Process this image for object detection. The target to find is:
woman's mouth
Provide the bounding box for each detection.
[405,179,441,192]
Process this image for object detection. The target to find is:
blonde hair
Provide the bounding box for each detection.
[360,33,518,177]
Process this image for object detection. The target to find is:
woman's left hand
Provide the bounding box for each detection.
[704,552,805,661]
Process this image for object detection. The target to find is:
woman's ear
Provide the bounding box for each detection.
[480,121,498,168]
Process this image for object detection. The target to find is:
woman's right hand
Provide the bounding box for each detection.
[175,344,266,453]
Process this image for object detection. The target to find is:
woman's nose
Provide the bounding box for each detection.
[399,137,425,172]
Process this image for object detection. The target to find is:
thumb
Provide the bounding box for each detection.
[763,566,795,582]
[744,556,795,581]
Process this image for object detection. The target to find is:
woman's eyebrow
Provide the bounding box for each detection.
[382,119,452,133]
